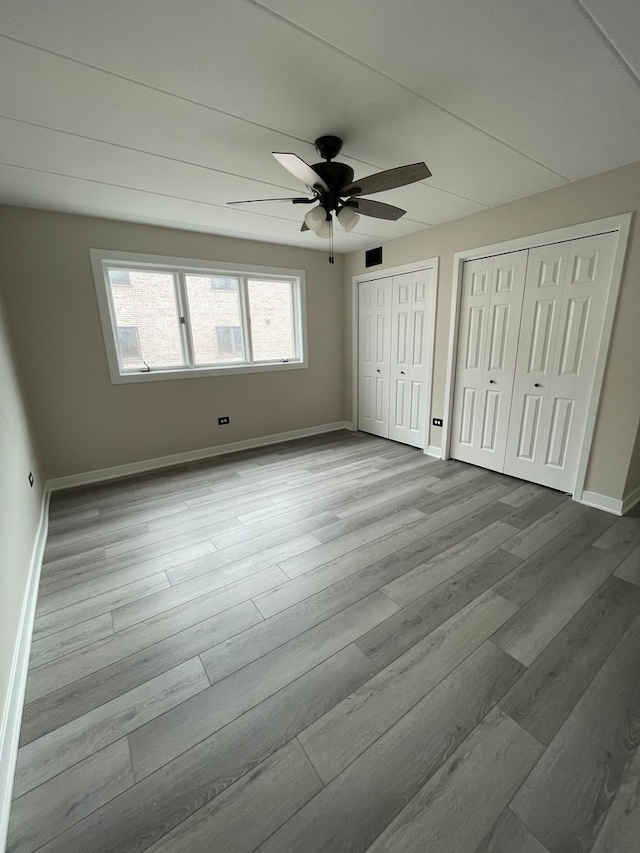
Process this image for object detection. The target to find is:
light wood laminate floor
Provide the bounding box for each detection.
[8,431,640,853]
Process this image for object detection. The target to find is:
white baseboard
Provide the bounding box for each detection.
[47,422,354,492]
[579,490,623,515]
[0,487,50,852]
[622,483,640,515]
[425,445,443,459]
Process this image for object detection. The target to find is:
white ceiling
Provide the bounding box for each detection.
[1,0,639,254]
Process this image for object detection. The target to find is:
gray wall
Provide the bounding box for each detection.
[0,288,43,787]
[0,207,345,479]
[345,160,640,503]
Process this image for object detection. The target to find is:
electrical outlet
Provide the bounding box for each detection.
[218,416,230,425]
[432,418,443,427]
[28,471,34,487]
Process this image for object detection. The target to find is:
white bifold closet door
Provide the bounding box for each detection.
[359,277,392,439]
[450,250,528,471]
[504,232,617,490]
[451,231,618,492]
[359,270,434,448]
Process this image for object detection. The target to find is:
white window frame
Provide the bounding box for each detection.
[90,249,308,384]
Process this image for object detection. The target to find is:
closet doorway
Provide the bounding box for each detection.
[444,215,631,501]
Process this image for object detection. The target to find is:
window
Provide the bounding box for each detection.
[90,250,307,383]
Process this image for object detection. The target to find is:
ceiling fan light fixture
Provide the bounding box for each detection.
[337,205,359,232]
[229,136,430,260]
[316,217,332,239]
[304,205,331,237]
[303,205,324,233]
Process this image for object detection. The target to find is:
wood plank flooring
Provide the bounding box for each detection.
[8,430,640,853]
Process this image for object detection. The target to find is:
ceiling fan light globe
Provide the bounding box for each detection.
[316,218,331,238]
[337,206,359,232]
[304,206,326,235]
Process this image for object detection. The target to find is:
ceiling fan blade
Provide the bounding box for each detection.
[349,198,406,220]
[273,153,330,192]
[342,162,431,197]
[227,197,313,205]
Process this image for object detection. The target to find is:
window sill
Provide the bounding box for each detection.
[109,359,308,384]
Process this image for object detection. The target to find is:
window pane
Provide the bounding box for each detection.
[209,277,237,291]
[107,268,184,369]
[185,275,244,364]
[117,326,141,361]
[215,326,242,355]
[108,269,131,285]
[248,280,294,361]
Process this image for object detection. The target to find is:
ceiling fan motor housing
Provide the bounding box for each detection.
[310,136,354,213]
[310,161,355,212]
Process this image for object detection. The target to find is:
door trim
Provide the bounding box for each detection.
[442,213,632,502]
[351,258,438,451]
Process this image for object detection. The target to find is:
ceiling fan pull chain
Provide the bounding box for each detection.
[329,215,334,264]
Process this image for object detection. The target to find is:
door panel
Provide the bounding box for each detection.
[534,232,617,490]
[527,299,556,373]
[470,267,489,296]
[476,250,527,472]
[358,278,392,438]
[458,386,477,447]
[360,375,373,425]
[389,272,413,443]
[557,297,589,376]
[487,303,509,371]
[389,270,434,447]
[451,258,493,464]
[544,397,573,468]
[480,389,501,452]
[515,393,542,462]
[503,232,617,490]
[410,381,422,431]
[394,311,409,365]
[393,379,406,428]
[412,310,425,365]
[466,305,486,370]
[375,376,386,423]
[451,251,528,470]
[503,243,568,483]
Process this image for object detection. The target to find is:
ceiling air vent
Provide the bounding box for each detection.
[365,247,383,267]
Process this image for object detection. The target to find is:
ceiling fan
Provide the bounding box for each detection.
[228,135,431,262]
